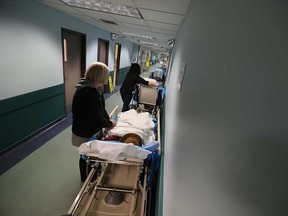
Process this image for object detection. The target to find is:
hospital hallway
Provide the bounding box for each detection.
[2,0,288,216]
[0,65,158,216]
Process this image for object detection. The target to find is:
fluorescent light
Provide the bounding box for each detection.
[140,41,158,46]
[123,32,154,40]
[60,0,142,18]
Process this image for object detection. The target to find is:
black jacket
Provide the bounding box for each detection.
[120,73,148,95]
[72,79,112,138]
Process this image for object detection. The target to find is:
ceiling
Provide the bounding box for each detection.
[38,0,193,53]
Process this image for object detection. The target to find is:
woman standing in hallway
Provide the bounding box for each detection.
[71,62,116,182]
[120,63,159,112]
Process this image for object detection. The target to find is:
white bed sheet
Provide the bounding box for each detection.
[78,140,151,161]
[108,109,155,145]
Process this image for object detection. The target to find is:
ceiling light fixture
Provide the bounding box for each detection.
[140,41,158,46]
[123,32,154,40]
[60,0,142,18]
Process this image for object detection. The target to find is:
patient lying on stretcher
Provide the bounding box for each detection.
[119,133,142,146]
[106,109,156,145]
[78,109,158,161]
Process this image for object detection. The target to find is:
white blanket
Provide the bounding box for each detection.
[108,109,155,145]
[78,140,151,161]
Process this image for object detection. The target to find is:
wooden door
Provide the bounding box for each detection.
[62,29,86,113]
[97,38,109,93]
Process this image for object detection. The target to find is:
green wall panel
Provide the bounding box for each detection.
[0,84,65,153]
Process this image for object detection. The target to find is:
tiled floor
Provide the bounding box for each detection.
[0,65,157,216]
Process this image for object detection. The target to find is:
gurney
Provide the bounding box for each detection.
[129,83,163,117]
[67,105,161,216]
[67,155,148,215]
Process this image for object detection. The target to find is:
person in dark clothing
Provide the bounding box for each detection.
[120,63,159,112]
[71,62,116,182]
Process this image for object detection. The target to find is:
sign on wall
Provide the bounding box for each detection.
[177,62,186,91]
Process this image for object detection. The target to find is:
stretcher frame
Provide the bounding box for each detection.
[129,84,162,117]
[67,157,148,216]
[67,105,161,216]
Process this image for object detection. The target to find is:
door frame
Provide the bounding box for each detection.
[113,43,121,86]
[61,28,86,114]
[97,38,109,64]
[97,38,109,92]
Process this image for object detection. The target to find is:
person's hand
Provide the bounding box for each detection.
[148,80,159,87]
[153,82,160,87]
[110,119,117,127]
[106,119,117,130]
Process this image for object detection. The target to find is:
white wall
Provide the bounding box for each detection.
[131,43,140,63]
[0,0,133,100]
[164,0,288,216]
[115,42,134,68]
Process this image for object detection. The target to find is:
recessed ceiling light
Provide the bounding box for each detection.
[60,0,142,18]
[123,32,154,40]
[140,41,158,46]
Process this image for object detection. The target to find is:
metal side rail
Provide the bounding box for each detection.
[67,157,148,216]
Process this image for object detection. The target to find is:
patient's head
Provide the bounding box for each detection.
[120,133,142,146]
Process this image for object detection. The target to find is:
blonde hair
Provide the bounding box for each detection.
[85,62,110,84]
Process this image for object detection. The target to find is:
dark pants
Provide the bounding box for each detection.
[79,155,91,182]
[120,92,132,112]
[79,155,101,182]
